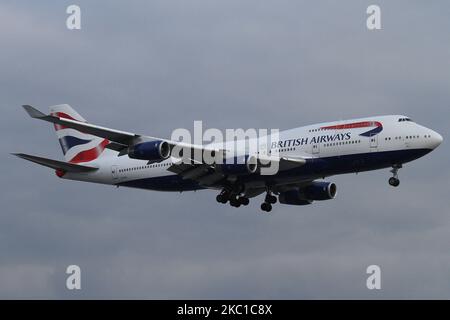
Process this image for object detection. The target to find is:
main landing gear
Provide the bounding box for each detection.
[216,187,277,212]
[260,190,277,212]
[216,189,229,204]
[216,189,249,208]
[388,164,402,187]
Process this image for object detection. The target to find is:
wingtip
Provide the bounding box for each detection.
[11,153,25,158]
[21,105,46,118]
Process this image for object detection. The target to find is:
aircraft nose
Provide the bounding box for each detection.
[429,130,443,149]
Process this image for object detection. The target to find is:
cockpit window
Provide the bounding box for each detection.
[398,118,413,122]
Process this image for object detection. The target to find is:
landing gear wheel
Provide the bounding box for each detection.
[230,197,241,208]
[265,195,277,204]
[216,194,228,203]
[389,164,402,187]
[264,188,277,204]
[261,202,272,212]
[217,189,231,204]
[239,197,250,206]
[388,177,400,187]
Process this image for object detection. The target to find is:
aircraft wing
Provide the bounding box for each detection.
[257,154,307,171]
[12,153,98,172]
[22,105,139,145]
[22,105,225,157]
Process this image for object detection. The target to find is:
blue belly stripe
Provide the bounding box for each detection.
[117,148,432,191]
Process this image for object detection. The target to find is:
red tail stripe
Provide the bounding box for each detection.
[53,112,78,121]
[69,139,109,164]
[51,112,81,131]
[321,121,382,130]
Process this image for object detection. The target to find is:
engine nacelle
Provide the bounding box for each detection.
[279,190,314,206]
[220,155,258,175]
[303,181,337,200]
[128,140,170,161]
[278,182,337,205]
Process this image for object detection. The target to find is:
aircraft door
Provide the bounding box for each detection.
[259,141,268,156]
[312,143,320,155]
[370,134,378,150]
[111,165,119,180]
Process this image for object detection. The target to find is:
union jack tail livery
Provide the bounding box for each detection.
[49,104,110,164]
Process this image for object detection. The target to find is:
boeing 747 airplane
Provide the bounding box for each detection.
[14,104,442,212]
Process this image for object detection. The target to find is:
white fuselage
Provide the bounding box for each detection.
[61,115,443,191]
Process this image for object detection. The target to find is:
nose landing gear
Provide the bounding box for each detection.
[389,164,402,187]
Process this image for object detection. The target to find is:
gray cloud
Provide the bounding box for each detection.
[0,0,449,298]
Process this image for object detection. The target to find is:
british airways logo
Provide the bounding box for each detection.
[271,133,352,149]
[270,121,383,149]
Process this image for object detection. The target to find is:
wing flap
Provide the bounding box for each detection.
[105,141,128,152]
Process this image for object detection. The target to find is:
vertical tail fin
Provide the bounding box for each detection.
[49,104,110,163]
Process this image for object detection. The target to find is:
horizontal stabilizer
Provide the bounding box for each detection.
[12,153,98,173]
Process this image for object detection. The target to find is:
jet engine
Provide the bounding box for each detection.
[303,181,337,200]
[128,140,170,161]
[219,155,258,175]
[278,181,337,205]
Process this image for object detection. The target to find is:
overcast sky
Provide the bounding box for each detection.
[0,0,449,299]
